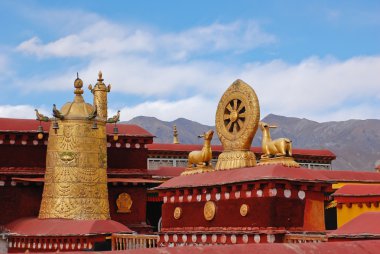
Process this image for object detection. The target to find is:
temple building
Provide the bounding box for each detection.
[1,76,380,253]
[1,73,161,252]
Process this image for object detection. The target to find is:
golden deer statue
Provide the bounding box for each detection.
[259,122,292,158]
[187,130,214,168]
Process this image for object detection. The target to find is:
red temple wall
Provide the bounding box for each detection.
[105,148,148,169]
[162,197,305,229]
[1,184,149,231]
[0,146,46,168]
[108,185,147,228]
[303,191,326,231]
[0,185,43,226]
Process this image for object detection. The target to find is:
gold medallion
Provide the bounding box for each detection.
[240,204,249,217]
[204,201,216,221]
[116,193,133,213]
[173,207,182,220]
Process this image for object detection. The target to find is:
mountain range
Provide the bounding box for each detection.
[126,114,380,171]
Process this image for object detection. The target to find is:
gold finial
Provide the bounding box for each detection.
[74,73,84,95]
[98,71,103,82]
[173,125,180,144]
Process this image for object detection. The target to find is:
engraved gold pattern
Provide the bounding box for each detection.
[215,79,260,170]
[204,201,216,221]
[173,207,182,220]
[240,204,249,217]
[38,74,111,220]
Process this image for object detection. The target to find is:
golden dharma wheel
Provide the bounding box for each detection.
[215,79,260,170]
[215,79,260,151]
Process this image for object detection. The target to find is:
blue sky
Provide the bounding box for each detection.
[0,0,379,125]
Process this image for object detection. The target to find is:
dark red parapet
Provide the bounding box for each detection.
[155,164,380,190]
[149,167,186,178]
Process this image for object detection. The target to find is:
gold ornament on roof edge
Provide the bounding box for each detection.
[258,121,300,167]
[215,79,260,170]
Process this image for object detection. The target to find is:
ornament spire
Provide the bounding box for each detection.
[173,125,180,144]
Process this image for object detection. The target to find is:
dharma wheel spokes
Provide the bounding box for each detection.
[223,99,246,133]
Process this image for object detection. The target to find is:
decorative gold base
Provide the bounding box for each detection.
[258,156,300,168]
[181,165,214,175]
[215,150,256,171]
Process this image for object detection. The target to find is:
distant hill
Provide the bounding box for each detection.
[125,114,380,171]
[125,116,219,145]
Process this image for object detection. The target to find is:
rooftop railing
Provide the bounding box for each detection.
[111,233,159,250]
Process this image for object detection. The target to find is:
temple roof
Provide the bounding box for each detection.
[333,184,380,197]
[329,212,380,238]
[155,164,380,190]
[0,118,154,137]
[6,217,132,236]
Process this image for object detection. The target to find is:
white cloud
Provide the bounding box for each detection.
[118,96,218,125]
[13,55,380,124]
[240,56,380,120]
[10,9,380,124]
[16,20,275,59]
[17,21,154,58]
[0,105,49,119]
[108,56,380,124]
[311,104,380,122]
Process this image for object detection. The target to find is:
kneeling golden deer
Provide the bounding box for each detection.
[259,122,292,158]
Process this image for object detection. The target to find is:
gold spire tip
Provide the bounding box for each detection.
[98,71,103,81]
[74,73,84,94]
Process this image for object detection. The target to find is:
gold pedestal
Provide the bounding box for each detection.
[258,156,300,168]
[181,165,214,175]
[215,150,256,171]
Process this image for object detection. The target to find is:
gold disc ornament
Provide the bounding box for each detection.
[173,207,182,220]
[215,79,260,170]
[116,193,133,213]
[240,204,249,217]
[204,201,216,221]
